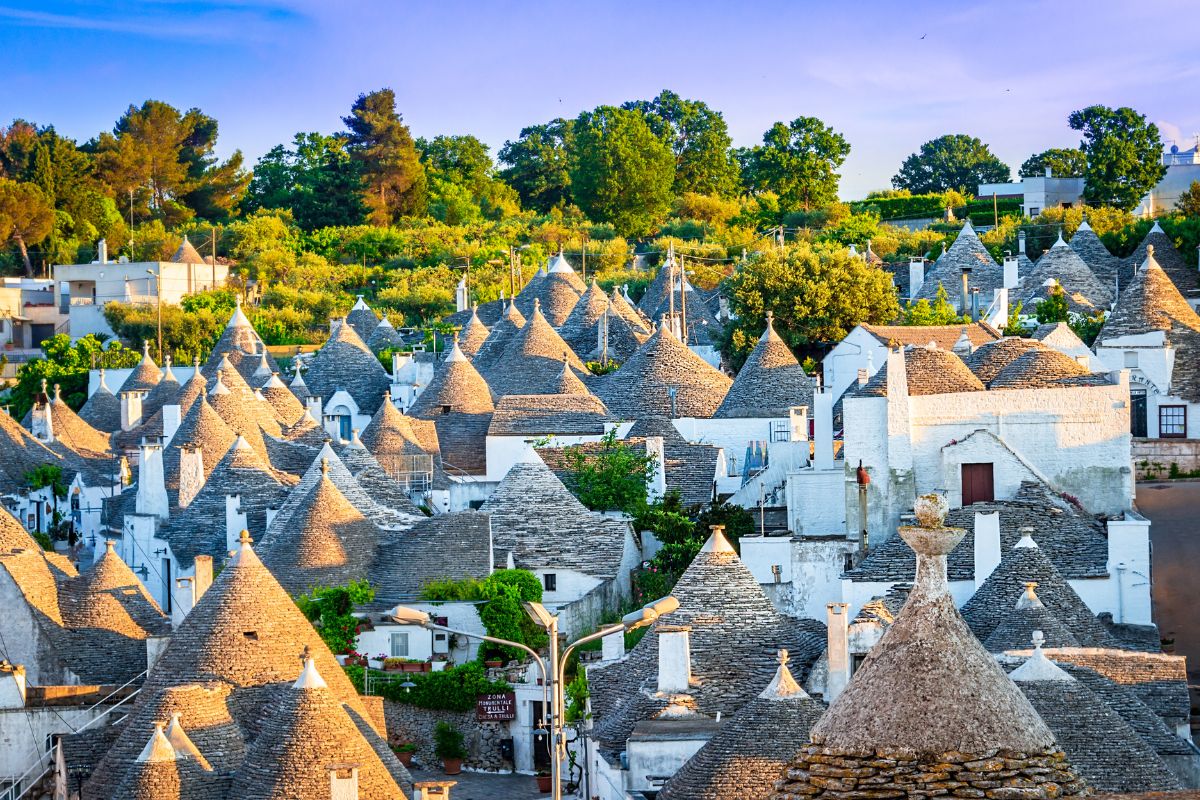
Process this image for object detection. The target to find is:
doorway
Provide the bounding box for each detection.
[961,463,995,506]
[531,701,551,770]
[1131,391,1148,438]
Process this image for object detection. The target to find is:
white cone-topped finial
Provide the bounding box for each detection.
[760,649,809,700]
[549,249,574,274]
[162,355,176,382]
[1142,244,1162,272]
[137,722,177,763]
[1150,220,1165,234]
[848,243,859,256]
[294,650,328,689]
[254,348,271,376]
[209,370,230,396]
[1009,630,1074,682]
[348,428,365,449]
[142,340,153,359]
[105,539,116,553]
[962,218,976,234]
[237,529,253,550]
[352,294,370,310]
[445,338,467,363]
[700,524,736,553]
[1077,216,1092,232]
[320,457,330,477]
[165,712,208,765]
[232,434,251,451]
[1052,230,1067,248]
[377,313,395,330]
[1014,581,1044,610]
[98,368,110,392]
[761,309,776,341]
[228,298,251,328]
[39,378,48,396]
[264,372,286,389]
[1015,527,1038,549]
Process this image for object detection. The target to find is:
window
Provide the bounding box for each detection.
[543,573,557,592]
[961,463,995,505]
[1159,406,1187,438]
[1124,351,1138,368]
[770,420,790,443]
[390,632,409,658]
[1028,206,1040,216]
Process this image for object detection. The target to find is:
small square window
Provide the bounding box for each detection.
[543,573,557,592]
[390,632,409,658]
[1159,406,1187,438]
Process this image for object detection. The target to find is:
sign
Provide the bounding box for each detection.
[476,692,516,721]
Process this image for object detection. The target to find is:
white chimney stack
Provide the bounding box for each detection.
[177,446,205,509]
[121,390,145,432]
[973,511,1001,587]
[645,436,667,501]
[225,496,246,550]
[813,388,834,471]
[455,278,468,312]
[1003,255,1020,290]
[657,625,692,693]
[97,238,108,265]
[908,257,925,301]
[161,404,181,444]
[1018,230,1027,256]
[193,555,213,601]
[825,602,851,703]
[136,442,169,520]
[172,576,195,627]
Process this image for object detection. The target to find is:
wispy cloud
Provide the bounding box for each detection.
[0,1,306,42]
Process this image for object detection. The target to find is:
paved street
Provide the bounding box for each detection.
[1138,480,1200,722]
[409,768,548,800]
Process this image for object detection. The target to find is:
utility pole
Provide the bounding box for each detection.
[211,226,218,289]
[992,192,999,229]
[581,232,588,280]
[128,188,135,260]
[679,253,689,345]
[509,247,516,299]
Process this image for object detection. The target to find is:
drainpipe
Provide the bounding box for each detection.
[1115,562,1126,624]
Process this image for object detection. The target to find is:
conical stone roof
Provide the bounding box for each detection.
[457,305,491,358]
[1068,218,1121,287]
[162,395,237,491]
[610,285,651,333]
[60,540,167,639]
[961,530,1117,648]
[115,724,181,800]
[78,370,122,433]
[1123,221,1197,298]
[551,359,591,395]
[515,253,585,326]
[587,309,651,363]
[139,358,180,423]
[256,462,384,595]
[303,320,392,415]
[171,235,205,265]
[204,301,275,382]
[46,385,112,454]
[229,657,409,800]
[409,340,495,416]
[658,650,826,800]
[258,373,306,426]
[472,300,527,373]
[715,313,813,418]
[982,582,1081,652]
[1023,235,1112,312]
[121,342,162,394]
[483,301,592,397]
[809,524,1055,754]
[361,397,439,457]
[559,279,610,356]
[365,313,404,351]
[916,220,1004,304]
[345,295,380,342]
[965,337,1044,385]
[1010,635,1181,793]
[598,319,732,418]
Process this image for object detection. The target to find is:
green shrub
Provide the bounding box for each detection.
[376,662,509,712]
[434,722,468,760]
[294,580,375,655]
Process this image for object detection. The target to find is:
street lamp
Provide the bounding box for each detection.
[386,594,678,800]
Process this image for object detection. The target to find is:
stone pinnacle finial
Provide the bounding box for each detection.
[53,384,61,401]
[320,457,329,477]
[533,297,541,312]
[1147,244,1155,259]
[40,378,47,395]
[105,539,115,552]
[238,530,252,546]
[776,648,789,666]
[1031,630,1045,650]
[144,340,151,357]
[193,355,200,368]
[300,644,311,665]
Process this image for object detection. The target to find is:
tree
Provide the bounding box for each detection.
[569,105,675,237]
[1069,105,1166,211]
[902,284,967,325]
[1176,180,1200,217]
[498,119,574,214]
[0,179,54,276]
[90,100,248,224]
[893,134,1010,194]
[562,430,655,514]
[245,133,365,229]
[417,135,520,223]
[722,242,900,365]
[10,334,139,419]
[742,117,850,211]
[623,90,740,197]
[342,89,427,225]
[1019,148,1086,178]
[1035,283,1070,324]
[1004,300,1027,335]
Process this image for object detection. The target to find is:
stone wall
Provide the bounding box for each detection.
[1132,438,1200,479]
[382,700,513,773]
[773,745,1087,800]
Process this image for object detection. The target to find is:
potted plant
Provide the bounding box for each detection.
[401,659,425,673]
[382,657,406,672]
[536,769,552,793]
[433,722,467,775]
[483,651,503,668]
[391,741,417,767]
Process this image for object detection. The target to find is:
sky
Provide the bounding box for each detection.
[1,0,1198,200]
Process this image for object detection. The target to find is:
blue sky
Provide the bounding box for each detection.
[1,0,1197,200]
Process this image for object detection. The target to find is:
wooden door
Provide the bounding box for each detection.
[961,463,995,506]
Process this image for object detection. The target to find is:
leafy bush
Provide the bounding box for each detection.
[294,580,376,655]
[8,334,140,420]
[433,722,468,760]
[418,570,546,660]
[375,662,509,712]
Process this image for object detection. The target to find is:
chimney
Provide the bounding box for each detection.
[136,441,169,520]
[455,277,468,312]
[172,576,194,627]
[813,387,834,471]
[1045,166,1053,178]
[1003,255,1019,289]
[97,238,108,265]
[960,268,972,315]
[193,554,213,600]
[908,257,925,301]
[121,390,145,432]
[601,628,625,662]
[656,625,692,693]
[177,446,205,509]
[323,414,343,442]
[31,382,52,443]
[973,511,1001,587]
[825,602,850,703]
[305,396,322,425]
[266,507,279,529]
[856,368,868,386]
[1018,230,1027,256]
[225,495,246,549]
[645,437,667,501]
[161,404,181,443]
[0,663,26,710]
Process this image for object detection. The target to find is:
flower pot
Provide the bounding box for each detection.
[536,774,552,793]
[401,662,423,673]
[420,662,432,672]
[442,757,462,775]
[396,751,413,767]
[383,664,404,673]
[484,660,503,668]
[335,654,349,666]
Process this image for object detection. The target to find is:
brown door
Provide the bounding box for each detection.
[961,463,995,505]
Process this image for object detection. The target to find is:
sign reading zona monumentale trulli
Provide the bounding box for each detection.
[476,692,516,721]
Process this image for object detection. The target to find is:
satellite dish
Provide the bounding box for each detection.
[1170,144,1180,154]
